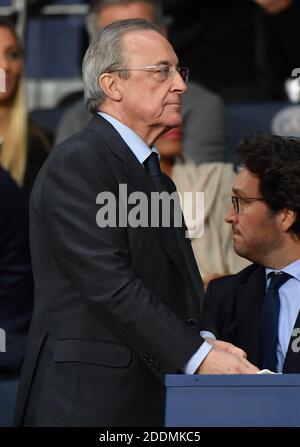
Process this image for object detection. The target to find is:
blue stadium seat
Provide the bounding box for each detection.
[225,101,294,162]
[26,14,86,79]
[30,106,67,133]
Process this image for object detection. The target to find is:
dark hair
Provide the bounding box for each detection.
[237,134,300,236]
[0,17,17,37]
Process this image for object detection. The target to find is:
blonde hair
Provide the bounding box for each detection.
[1,78,28,186]
[0,20,27,186]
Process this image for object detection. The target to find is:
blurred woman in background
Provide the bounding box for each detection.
[0,18,52,201]
[156,127,250,289]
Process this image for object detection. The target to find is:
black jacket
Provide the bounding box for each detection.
[0,167,33,375]
[14,115,204,427]
[204,263,300,372]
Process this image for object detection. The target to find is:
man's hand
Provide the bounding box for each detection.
[254,0,293,15]
[196,348,259,374]
[204,337,247,359]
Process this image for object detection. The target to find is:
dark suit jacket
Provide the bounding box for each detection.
[203,263,300,373]
[14,115,204,427]
[0,167,33,375]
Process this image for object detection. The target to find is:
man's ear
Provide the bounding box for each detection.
[99,73,122,101]
[279,208,297,232]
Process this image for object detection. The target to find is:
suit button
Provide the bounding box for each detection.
[186,318,197,328]
[143,353,151,361]
[153,362,160,372]
[143,353,155,363]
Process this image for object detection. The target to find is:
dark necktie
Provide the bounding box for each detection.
[143,152,162,177]
[261,271,292,371]
[143,151,183,258]
[143,152,174,194]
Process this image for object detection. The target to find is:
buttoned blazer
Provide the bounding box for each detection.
[14,115,204,427]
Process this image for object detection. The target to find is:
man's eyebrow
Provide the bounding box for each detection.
[232,187,243,195]
[154,60,178,67]
[153,60,170,66]
[232,188,252,198]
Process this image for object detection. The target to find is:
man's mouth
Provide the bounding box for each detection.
[163,128,182,140]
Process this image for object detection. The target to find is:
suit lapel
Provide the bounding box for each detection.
[283,311,300,373]
[87,115,188,280]
[123,152,187,280]
[236,266,266,366]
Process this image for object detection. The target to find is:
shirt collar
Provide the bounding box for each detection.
[98,112,160,164]
[266,259,300,282]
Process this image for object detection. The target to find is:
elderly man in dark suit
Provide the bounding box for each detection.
[14,19,257,428]
[204,134,300,373]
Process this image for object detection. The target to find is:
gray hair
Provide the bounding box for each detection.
[86,0,164,40]
[82,18,159,114]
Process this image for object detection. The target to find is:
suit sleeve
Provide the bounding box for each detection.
[0,171,34,373]
[202,281,220,338]
[42,143,204,381]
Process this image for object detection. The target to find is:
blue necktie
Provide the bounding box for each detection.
[143,152,162,177]
[261,271,292,371]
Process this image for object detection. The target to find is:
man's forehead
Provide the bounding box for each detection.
[123,30,176,63]
[124,28,163,47]
[233,168,260,193]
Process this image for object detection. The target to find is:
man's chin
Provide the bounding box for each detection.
[233,241,248,259]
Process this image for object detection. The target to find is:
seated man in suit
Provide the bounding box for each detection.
[56,0,226,163]
[203,134,300,373]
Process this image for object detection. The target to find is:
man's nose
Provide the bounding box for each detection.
[173,70,187,93]
[224,206,237,224]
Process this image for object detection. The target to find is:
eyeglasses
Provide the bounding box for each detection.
[109,65,189,82]
[231,196,265,213]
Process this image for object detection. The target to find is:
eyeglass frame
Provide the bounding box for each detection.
[231,196,265,213]
[108,64,189,82]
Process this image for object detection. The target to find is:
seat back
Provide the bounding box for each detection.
[225,101,296,162]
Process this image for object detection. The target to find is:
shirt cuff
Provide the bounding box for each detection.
[200,330,216,340]
[182,340,214,375]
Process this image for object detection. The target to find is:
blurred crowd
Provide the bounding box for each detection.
[1,0,300,425]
